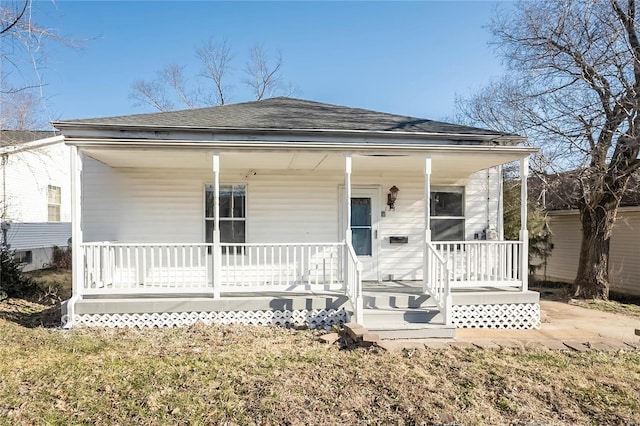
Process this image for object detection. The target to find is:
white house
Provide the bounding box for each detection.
[53,98,539,335]
[0,130,72,271]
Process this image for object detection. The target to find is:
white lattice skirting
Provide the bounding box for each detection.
[452,303,540,329]
[65,309,347,329]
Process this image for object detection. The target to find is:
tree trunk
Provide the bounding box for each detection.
[572,204,615,300]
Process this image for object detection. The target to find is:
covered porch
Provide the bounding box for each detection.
[65,145,535,330]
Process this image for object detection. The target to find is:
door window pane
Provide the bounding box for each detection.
[352,228,372,256]
[351,198,371,226]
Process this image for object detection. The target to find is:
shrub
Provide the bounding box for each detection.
[50,246,72,270]
[0,245,39,299]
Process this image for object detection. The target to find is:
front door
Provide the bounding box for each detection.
[347,187,380,281]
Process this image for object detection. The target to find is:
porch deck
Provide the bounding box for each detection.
[66,280,539,333]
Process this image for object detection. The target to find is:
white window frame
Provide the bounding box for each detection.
[47,185,61,222]
[430,186,465,241]
[204,183,247,245]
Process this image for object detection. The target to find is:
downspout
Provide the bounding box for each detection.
[1,154,7,222]
[486,169,491,233]
[498,165,504,240]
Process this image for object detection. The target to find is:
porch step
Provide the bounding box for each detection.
[371,327,456,340]
[362,308,455,339]
[362,291,438,310]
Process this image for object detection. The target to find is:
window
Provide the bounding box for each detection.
[205,184,246,247]
[430,187,465,241]
[14,250,32,264]
[48,185,61,222]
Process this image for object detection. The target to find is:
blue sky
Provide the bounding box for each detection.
[16,1,510,123]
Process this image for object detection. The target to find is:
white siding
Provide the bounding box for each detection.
[545,209,640,296]
[2,143,71,222]
[82,160,501,281]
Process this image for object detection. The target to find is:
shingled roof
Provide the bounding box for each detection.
[0,130,60,147]
[529,171,640,210]
[54,97,513,138]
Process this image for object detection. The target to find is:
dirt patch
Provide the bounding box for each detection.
[0,298,61,328]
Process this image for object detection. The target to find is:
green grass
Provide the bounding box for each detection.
[0,303,639,425]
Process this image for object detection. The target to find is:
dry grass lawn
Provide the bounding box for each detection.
[1,299,639,425]
[570,298,640,320]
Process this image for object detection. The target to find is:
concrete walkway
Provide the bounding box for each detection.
[377,300,640,351]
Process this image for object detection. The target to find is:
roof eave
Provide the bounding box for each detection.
[51,122,525,145]
[0,135,65,155]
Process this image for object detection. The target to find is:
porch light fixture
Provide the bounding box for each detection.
[387,185,400,210]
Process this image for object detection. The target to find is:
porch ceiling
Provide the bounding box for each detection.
[82,148,527,179]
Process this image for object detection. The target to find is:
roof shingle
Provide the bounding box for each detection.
[55,97,511,137]
[0,130,59,147]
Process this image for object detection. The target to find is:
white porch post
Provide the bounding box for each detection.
[520,157,529,292]
[345,153,352,243]
[65,145,84,328]
[212,152,221,299]
[422,155,432,294]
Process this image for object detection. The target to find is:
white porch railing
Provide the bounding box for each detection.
[83,243,213,295]
[433,241,524,288]
[345,241,363,324]
[82,242,346,295]
[218,242,344,291]
[424,242,451,325]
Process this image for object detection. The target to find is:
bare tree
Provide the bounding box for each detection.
[197,38,232,106]
[129,41,299,111]
[1,0,80,130]
[456,0,640,299]
[243,44,285,101]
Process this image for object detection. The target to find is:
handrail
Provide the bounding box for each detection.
[344,240,363,324]
[425,241,452,326]
[81,242,343,248]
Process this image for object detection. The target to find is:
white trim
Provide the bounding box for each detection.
[66,146,83,328]
[452,303,540,329]
[340,185,382,282]
[66,308,348,329]
[203,182,248,244]
[0,135,64,155]
[60,137,536,155]
[54,121,527,144]
[430,186,466,241]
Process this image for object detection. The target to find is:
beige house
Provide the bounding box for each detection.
[544,207,640,296]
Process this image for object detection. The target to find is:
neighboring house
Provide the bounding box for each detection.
[53,97,539,334]
[0,130,72,271]
[538,173,640,296]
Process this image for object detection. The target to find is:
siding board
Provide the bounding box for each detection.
[545,210,640,296]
